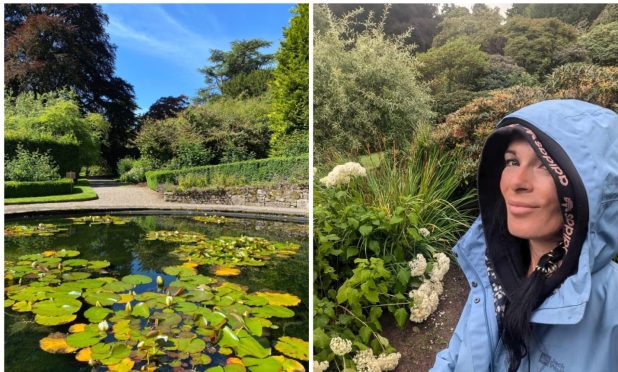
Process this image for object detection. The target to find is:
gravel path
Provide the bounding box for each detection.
[4,178,308,218]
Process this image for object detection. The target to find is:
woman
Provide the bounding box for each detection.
[431,100,618,371]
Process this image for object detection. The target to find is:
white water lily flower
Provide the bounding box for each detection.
[98,320,109,332]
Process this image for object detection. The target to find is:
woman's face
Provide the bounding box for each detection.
[500,139,563,242]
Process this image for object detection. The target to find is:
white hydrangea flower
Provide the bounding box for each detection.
[376,352,401,371]
[408,254,427,277]
[409,279,443,323]
[353,349,380,372]
[430,252,450,282]
[419,227,431,238]
[330,336,353,356]
[319,162,367,187]
[313,360,330,372]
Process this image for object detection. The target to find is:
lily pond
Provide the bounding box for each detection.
[4,214,308,372]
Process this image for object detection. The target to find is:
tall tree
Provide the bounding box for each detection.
[507,4,606,30]
[142,95,189,121]
[4,4,137,169]
[268,4,309,157]
[326,4,440,52]
[196,39,274,101]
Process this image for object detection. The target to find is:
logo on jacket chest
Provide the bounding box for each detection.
[539,352,565,372]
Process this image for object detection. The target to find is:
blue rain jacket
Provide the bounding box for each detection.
[431,100,618,372]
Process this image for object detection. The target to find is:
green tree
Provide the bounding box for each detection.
[502,17,578,78]
[580,22,618,66]
[433,4,505,54]
[4,4,138,169]
[592,4,618,27]
[417,37,490,94]
[507,4,606,29]
[5,90,110,167]
[268,4,309,157]
[142,95,189,121]
[197,39,274,101]
[314,5,434,159]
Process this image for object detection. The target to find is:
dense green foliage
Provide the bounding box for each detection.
[432,4,504,54]
[580,22,618,66]
[5,135,82,177]
[5,180,97,204]
[268,4,309,157]
[142,95,189,121]
[5,178,74,198]
[502,17,578,78]
[314,6,434,161]
[507,4,606,28]
[417,37,489,94]
[4,145,60,182]
[4,4,138,169]
[145,155,308,191]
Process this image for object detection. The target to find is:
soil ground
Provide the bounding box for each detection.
[382,264,469,371]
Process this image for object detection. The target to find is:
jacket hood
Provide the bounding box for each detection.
[477,99,618,324]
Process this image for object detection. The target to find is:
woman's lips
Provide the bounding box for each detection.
[507,203,538,216]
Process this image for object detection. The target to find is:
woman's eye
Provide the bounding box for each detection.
[504,159,518,167]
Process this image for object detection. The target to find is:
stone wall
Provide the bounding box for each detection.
[163,183,308,209]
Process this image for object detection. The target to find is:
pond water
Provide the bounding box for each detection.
[4,214,308,371]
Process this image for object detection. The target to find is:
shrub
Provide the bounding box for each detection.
[5,178,73,198]
[314,5,434,159]
[118,158,152,184]
[546,63,618,110]
[117,157,136,176]
[5,145,60,181]
[580,21,618,66]
[146,156,308,191]
[5,134,81,175]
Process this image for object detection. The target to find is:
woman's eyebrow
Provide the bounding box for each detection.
[504,149,517,156]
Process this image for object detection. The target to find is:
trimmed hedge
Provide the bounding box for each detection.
[5,178,74,198]
[146,156,309,191]
[5,135,81,176]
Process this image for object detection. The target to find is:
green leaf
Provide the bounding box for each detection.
[83,291,120,306]
[274,336,309,361]
[389,215,404,225]
[397,267,410,286]
[236,331,271,358]
[244,316,263,336]
[242,357,282,372]
[32,298,81,316]
[66,329,104,348]
[176,338,206,353]
[121,274,152,285]
[359,325,373,344]
[251,305,294,318]
[218,326,240,347]
[359,225,373,236]
[84,307,114,322]
[34,314,77,326]
[163,265,196,277]
[394,307,408,328]
[62,272,91,281]
[131,302,150,318]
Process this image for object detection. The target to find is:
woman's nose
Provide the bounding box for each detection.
[510,166,533,192]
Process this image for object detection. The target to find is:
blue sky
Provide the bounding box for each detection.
[100,3,295,114]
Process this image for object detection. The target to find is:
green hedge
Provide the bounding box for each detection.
[146,156,309,191]
[5,178,74,198]
[5,135,81,176]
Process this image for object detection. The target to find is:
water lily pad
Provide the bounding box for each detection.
[163,265,197,277]
[131,302,150,318]
[67,329,104,348]
[11,301,33,312]
[56,249,80,258]
[35,313,77,326]
[108,357,134,372]
[274,337,308,361]
[32,298,81,316]
[213,266,241,276]
[121,274,152,285]
[271,356,305,372]
[40,333,77,354]
[69,323,88,333]
[84,307,114,322]
[175,338,206,353]
[242,356,283,372]
[102,281,134,293]
[252,305,295,319]
[63,259,89,267]
[5,299,15,307]
[235,331,271,359]
[173,301,198,315]
[88,260,111,269]
[254,292,301,307]
[83,291,120,306]
[62,272,92,281]
[75,347,92,362]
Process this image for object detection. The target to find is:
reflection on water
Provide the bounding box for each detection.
[4,214,308,371]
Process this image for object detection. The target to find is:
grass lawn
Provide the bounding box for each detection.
[5,179,98,205]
